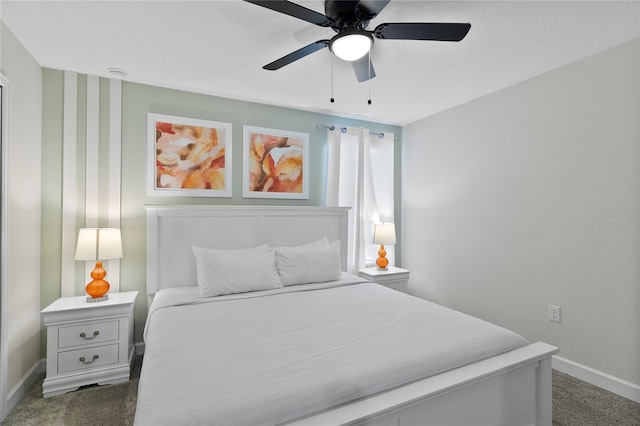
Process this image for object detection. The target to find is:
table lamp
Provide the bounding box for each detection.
[75,228,123,302]
[373,223,396,271]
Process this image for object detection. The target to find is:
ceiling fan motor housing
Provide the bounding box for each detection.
[325,0,375,30]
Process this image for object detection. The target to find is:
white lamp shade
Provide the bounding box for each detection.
[373,223,396,245]
[331,32,372,61]
[75,228,123,261]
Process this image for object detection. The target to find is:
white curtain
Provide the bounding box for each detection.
[325,126,395,273]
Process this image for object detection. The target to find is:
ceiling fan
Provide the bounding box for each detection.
[243,0,471,82]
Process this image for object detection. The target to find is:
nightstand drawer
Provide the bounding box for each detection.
[58,344,119,374]
[58,320,119,348]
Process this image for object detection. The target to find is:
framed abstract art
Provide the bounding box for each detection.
[243,125,309,199]
[148,113,232,197]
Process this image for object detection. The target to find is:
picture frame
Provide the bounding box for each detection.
[148,113,232,197]
[243,125,309,199]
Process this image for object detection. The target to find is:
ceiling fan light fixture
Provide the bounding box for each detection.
[330,30,373,62]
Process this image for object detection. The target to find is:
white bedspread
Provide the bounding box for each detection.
[134,274,527,425]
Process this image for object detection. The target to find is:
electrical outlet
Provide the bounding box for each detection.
[548,305,561,323]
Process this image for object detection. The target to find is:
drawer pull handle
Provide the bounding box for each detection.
[79,331,99,340]
[79,354,99,364]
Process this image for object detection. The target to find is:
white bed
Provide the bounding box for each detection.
[137,205,557,425]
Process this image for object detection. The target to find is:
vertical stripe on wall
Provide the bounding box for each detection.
[61,72,124,296]
[85,76,99,225]
[108,77,122,292]
[84,75,100,281]
[60,71,78,297]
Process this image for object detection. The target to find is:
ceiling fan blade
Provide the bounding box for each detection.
[355,0,390,19]
[352,56,376,82]
[263,40,330,71]
[374,22,471,41]
[243,0,334,27]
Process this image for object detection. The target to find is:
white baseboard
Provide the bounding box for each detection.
[6,359,45,414]
[552,355,640,403]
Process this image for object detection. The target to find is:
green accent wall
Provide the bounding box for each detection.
[41,70,402,348]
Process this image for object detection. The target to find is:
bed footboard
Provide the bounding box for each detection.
[290,342,557,426]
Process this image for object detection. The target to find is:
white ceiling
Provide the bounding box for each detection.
[2,1,639,125]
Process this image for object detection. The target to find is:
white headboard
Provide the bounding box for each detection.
[146,205,350,295]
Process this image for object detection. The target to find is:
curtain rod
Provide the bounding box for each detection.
[316,123,386,139]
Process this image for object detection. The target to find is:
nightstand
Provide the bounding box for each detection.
[359,266,411,293]
[40,291,138,398]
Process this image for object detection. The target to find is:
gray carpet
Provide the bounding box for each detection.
[552,370,640,426]
[3,361,639,425]
[1,357,141,426]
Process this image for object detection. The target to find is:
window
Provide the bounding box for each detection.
[325,126,395,273]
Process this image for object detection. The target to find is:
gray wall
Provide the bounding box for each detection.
[0,22,43,397]
[40,74,401,346]
[402,39,639,384]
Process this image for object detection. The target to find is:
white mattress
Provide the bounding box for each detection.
[134,273,527,425]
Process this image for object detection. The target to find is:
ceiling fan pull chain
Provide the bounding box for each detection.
[367,50,372,105]
[330,52,335,103]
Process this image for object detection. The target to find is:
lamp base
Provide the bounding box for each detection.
[85,261,111,301]
[86,295,109,303]
[376,244,389,271]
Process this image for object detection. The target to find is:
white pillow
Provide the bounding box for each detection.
[193,246,282,297]
[275,240,342,286]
